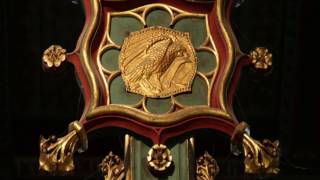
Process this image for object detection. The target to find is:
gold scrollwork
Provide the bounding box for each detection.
[196,151,219,180]
[42,45,67,68]
[120,26,197,98]
[100,151,125,180]
[39,121,88,173]
[147,144,173,172]
[249,47,272,70]
[232,122,280,174]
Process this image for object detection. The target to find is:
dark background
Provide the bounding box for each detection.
[1,0,319,179]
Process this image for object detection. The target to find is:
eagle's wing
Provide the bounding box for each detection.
[121,34,172,73]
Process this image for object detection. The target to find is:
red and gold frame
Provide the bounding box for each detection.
[39,0,278,176]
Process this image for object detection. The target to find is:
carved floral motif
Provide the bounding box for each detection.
[42,45,67,68]
[249,47,272,70]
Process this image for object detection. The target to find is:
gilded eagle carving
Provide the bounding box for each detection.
[120,27,197,98]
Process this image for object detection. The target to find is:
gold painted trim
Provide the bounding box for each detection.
[87,104,232,126]
[216,0,234,112]
[79,0,101,111]
[124,135,132,180]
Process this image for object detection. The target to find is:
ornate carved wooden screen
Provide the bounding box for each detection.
[39,0,279,179]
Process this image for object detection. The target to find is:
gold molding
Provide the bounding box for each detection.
[42,45,67,68]
[100,151,125,180]
[79,0,101,111]
[196,151,219,180]
[216,0,234,112]
[39,121,88,173]
[87,105,233,126]
[231,122,280,174]
[124,135,132,180]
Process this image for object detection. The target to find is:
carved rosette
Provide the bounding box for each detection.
[147,144,173,173]
[42,45,67,68]
[196,151,219,180]
[249,47,272,70]
[39,121,88,173]
[99,151,125,180]
[232,122,280,174]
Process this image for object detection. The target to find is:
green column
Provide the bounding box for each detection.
[125,135,195,180]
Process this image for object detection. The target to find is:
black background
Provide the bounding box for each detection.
[1,0,320,179]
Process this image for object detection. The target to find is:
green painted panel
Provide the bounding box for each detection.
[175,75,208,106]
[146,97,172,114]
[110,16,143,45]
[173,17,206,48]
[197,50,217,73]
[101,49,120,71]
[110,76,142,104]
[130,137,193,180]
[146,10,172,27]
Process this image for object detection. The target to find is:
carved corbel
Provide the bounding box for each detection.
[231,122,279,174]
[39,121,88,173]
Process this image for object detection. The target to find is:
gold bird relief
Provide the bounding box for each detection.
[120,27,197,98]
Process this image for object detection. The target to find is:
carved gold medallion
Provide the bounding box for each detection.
[119,27,197,98]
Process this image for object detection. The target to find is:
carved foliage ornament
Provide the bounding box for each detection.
[243,134,279,174]
[196,151,219,180]
[99,151,125,180]
[39,121,88,173]
[232,122,280,174]
[120,27,197,98]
